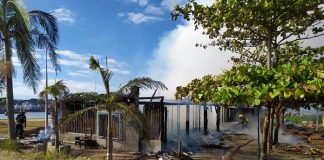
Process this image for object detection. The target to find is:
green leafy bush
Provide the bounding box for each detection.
[286,114,323,125]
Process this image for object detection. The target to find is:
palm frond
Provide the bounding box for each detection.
[118,77,168,94]
[89,56,113,94]
[29,10,59,45]
[13,23,41,93]
[39,80,69,98]
[100,68,113,94]
[6,0,30,31]
[29,10,60,72]
[114,102,148,137]
[89,56,100,70]
[31,29,60,72]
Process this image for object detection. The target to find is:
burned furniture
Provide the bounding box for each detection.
[75,128,93,148]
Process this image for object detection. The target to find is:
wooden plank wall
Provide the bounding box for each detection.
[143,102,167,141]
[61,102,97,134]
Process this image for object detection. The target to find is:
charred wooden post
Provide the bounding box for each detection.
[185,103,190,135]
[216,106,220,132]
[204,104,208,135]
[198,105,201,131]
[164,107,167,141]
[130,86,140,109]
[162,106,165,141]
[193,105,196,131]
[178,141,182,158]
[177,105,180,137]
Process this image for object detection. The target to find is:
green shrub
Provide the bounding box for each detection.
[286,114,323,124]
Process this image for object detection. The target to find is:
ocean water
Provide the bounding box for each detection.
[0,112,50,119]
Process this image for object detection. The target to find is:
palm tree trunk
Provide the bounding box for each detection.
[45,50,49,130]
[107,109,113,160]
[4,37,16,140]
[54,98,60,150]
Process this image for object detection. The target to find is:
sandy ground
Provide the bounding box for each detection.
[0,119,46,137]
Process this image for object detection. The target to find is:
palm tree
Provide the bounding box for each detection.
[62,56,167,160]
[39,80,69,150]
[0,0,60,140]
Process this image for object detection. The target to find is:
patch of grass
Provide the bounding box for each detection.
[0,120,45,135]
[0,149,82,160]
[45,149,72,160]
[0,140,19,151]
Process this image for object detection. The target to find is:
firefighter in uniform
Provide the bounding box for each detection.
[16,111,26,138]
[239,113,248,129]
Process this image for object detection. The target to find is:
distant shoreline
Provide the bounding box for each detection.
[0,111,44,114]
[0,112,50,120]
[0,118,48,121]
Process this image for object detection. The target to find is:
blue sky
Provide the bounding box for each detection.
[12,0,235,99]
[11,0,324,100]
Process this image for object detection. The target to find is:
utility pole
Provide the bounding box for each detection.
[45,50,49,132]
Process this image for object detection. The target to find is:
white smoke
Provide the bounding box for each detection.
[144,21,234,98]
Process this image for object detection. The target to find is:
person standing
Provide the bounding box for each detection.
[16,111,26,138]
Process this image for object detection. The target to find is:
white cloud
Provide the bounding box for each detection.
[111,68,131,75]
[161,0,214,10]
[52,8,75,25]
[57,50,91,69]
[138,0,149,6]
[11,82,35,99]
[144,5,164,15]
[12,79,106,99]
[161,0,187,10]
[63,79,105,94]
[16,0,26,8]
[126,12,162,24]
[144,21,234,98]
[57,50,89,61]
[127,0,149,6]
[41,68,56,73]
[117,12,126,17]
[34,53,42,59]
[57,50,131,75]
[68,71,88,77]
[12,57,20,67]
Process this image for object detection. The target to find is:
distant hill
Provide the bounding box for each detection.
[14,98,39,105]
[0,98,46,113]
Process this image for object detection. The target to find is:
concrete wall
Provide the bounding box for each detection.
[95,124,139,152]
[60,121,140,152]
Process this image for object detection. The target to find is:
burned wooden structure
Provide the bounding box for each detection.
[139,96,167,142]
[61,97,97,134]
[163,101,220,135]
[59,89,257,152]
[59,90,169,152]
